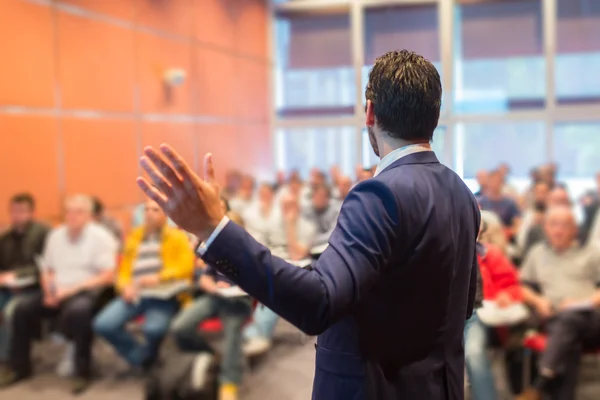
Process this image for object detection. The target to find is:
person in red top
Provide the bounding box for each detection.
[465,220,523,400]
[478,242,523,305]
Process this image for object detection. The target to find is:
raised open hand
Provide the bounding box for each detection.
[137,144,225,241]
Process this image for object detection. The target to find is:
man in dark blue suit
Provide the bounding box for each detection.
[138,50,481,400]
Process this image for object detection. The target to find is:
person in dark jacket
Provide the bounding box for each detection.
[0,193,49,370]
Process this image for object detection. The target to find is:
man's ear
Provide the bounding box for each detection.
[365,100,375,127]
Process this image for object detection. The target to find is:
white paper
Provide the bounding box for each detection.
[1,275,36,289]
[139,280,191,299]
[477,301,530,327]
[310,243,329,256]
[286,259,312,268]
[561,301,594,312]
[215,286,247,298]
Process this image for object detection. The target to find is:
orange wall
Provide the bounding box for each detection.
[0,0,272,228]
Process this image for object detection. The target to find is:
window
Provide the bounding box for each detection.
[458,121,546,178]
[276,126,357,178]
[274,12,355,118]
[553,122,600,178]
[363,4,442,108]
[556,0,600,105]
[362,126,447,168]
[454,0,545,114]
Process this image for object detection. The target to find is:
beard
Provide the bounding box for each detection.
[367,126,380,158]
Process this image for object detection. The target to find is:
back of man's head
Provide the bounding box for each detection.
[365,50,441,141]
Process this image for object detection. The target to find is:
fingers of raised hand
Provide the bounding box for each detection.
[143,147,181,186]
[140,155,175,198]
[136,177,168,208]
[160,144,196,183]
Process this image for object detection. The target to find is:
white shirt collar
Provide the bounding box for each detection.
[373,144,432,177]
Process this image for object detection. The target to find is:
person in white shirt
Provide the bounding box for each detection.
[243,183,277,245]
[303,184,341,248]
[228,175,255,216]
[0,195,117,394]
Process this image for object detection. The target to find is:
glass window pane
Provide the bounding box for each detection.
[556,0,600,106]
[363,5,442,109]
[276,126,357,178]
[553,122,600,178]
[361,126,447,168]
[275,13,354,118]
[454,0,545,114]
[458,121,546,178]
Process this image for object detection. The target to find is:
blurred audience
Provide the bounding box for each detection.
[0,195,118,393]
[465,218,523,400]
[171,212,251,400]
[518,206,600,400]
[3,159,600,398]
[242,193,316,358]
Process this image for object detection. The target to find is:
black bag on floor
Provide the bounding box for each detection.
[145,350,220,400]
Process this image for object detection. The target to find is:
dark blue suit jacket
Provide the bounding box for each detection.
[202,151,480,400]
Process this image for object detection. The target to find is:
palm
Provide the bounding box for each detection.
[136,145,225,241]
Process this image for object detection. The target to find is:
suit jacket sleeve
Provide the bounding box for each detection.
[201,180,399,335]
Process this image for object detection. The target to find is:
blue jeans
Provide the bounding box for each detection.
[0,289,38,362]
[171,295,251,385]
[464,313,498,400]
[243,304,279,341]
[93,297,178,367]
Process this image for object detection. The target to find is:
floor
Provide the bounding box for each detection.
[4,321,600,400]
[2,321,316,400]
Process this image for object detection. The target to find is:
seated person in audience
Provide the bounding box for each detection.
[91,196,123,247]
[498,163,520,200]
[222,169,242,201]
[171,212,252,400]
[0,195,118,393]
[243,183,277,245]
[303,184,340,248]
[356,167,374,183]
[522,186,571,259]
[479,210,508,255]
[228,175,255,216]
[517,206,600,400]
[273,170,286,192]
[276,173,311,212]
[335,175,352,201]
[94,199,194,372]
[517,181,550,257]
[478,169,522,242]
[242,193,315,357]
[0,193,49,371]
[465,219,523,400]
[474,169,489,197]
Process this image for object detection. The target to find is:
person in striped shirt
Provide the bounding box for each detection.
[93,199,195,372]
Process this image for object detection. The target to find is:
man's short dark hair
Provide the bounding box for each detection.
[10,193,35,210]
[365,50,442,141]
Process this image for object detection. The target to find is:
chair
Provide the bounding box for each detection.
[521,332,600,390]
[198,299,258,334]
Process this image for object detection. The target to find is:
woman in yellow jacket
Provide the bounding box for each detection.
[93,200,195,370]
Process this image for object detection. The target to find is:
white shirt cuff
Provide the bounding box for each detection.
[196,216,230,256]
